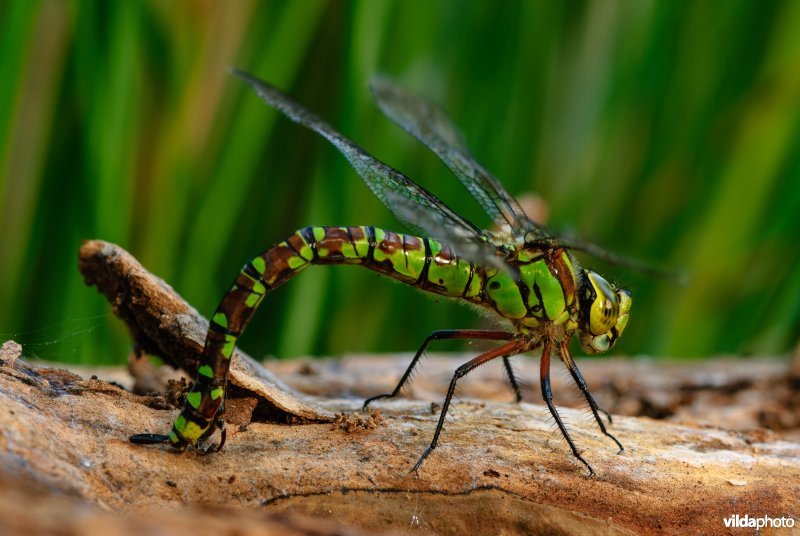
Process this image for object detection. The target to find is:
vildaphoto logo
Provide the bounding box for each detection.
[723,514,796,529]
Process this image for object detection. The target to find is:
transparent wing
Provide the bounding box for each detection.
[233,69,504,266]
[369,76,679,280]
[557,237,687,283]
[383,190,515,274]
[370,77,548,240]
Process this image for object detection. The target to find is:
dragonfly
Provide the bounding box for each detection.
[131,70,633,476]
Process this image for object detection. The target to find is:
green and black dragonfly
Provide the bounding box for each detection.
[132,70,634,476]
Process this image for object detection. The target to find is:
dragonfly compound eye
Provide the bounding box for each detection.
[582,271,619,336]
[579,278,632,354]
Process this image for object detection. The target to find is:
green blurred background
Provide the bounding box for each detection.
[1,0,798,364]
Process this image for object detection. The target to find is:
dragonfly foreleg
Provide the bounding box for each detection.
[411,339,525,473]
[557,340,623,453]
[540,339,595,476]
[363,329,514,409]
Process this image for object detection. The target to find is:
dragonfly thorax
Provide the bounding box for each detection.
[485,248,578,332]
[482,250,631,355]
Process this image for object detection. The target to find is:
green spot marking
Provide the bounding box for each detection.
[251,280,266,294]
[174,414,187,432]
[299,244,313,260]
[198,364,214,378]
[251,256,266,274]
[212,312,228,329]
[313,227,326,242]
[186,391,202,409]
[244,292,260,308]
[372,245,391,263]
[221,334,236,359]
[374,228,386,243]
[287,255,307,270]
[168,430,179,444]
[182,420,205,441]
[210,387,224,400]
[240,271,267,294]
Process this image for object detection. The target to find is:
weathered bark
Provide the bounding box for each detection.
[0,239,791,534]
[1,354,799,535]
[77,239,333,423]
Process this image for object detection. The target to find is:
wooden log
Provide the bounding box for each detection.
[77,239,333,423]
[0,354,798,535]
[1,239,792,534]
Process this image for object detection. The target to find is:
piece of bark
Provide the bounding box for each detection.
[77,239,333,423]
[1,357,798,535]
[52,239,799,533]
[0,340,21,368]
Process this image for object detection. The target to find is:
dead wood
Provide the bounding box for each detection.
[1,351,799,535]
[77,239,333,423]
[0,239,793,534]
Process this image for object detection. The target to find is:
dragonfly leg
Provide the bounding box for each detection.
[558,340,623,453]
[502,355,523,403]
[411,339,525,473]
[363,330,514,409]
[540,339,595,476]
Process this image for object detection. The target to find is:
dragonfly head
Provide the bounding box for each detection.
[577,270,631,354]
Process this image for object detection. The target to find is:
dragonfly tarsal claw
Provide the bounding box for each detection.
[410,446,435,474]
[362,393,392,410]
[604,431,624,453]
[585,464,596,478]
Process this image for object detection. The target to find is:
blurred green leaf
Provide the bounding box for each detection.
[1,0,798,363]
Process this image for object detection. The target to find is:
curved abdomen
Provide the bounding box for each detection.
[168,226,484,447]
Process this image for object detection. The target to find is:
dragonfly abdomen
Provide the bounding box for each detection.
[166,225,483,448]
[300,226,483,299]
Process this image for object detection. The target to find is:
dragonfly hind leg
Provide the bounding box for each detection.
[363,329,514,409]
[411,339,525,473]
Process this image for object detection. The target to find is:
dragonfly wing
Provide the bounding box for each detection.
[383,189,516,275]
[370,78,548,239]
[369,77,677,279]
[549,236,686,283]
[233,69,493,251]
